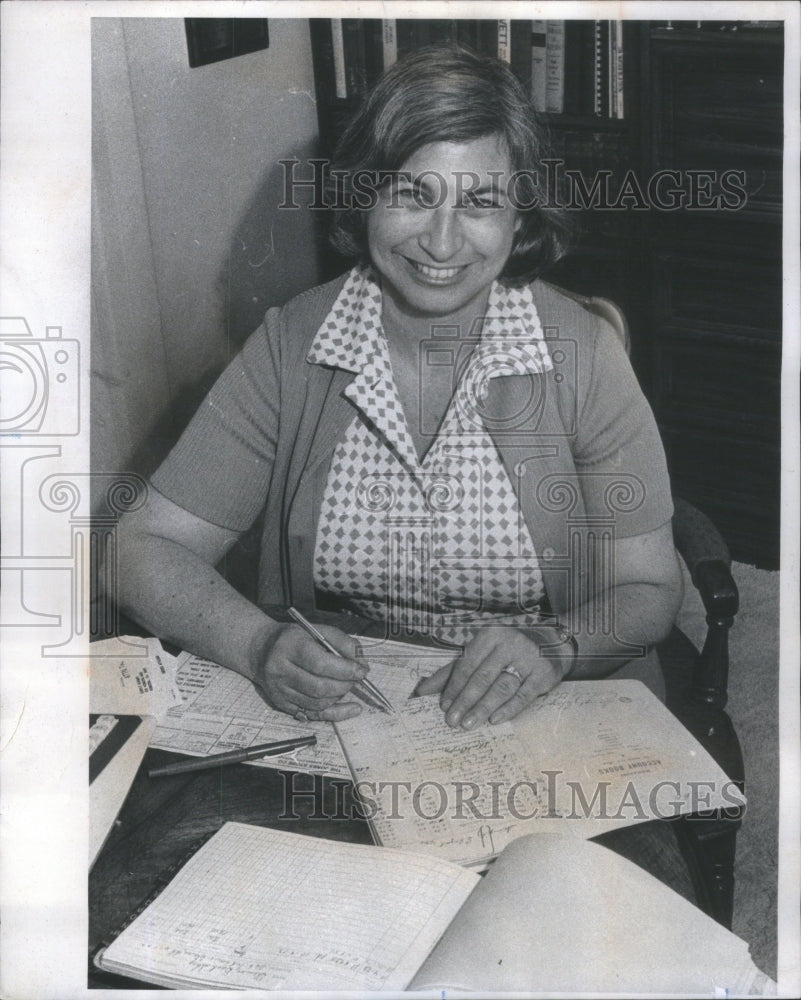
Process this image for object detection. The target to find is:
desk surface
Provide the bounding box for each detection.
[88,749,372,988]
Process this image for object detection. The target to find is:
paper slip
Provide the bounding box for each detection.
[150,652,352,779]
[89,637,182,718]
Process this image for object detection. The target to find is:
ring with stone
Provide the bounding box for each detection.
[500,665,524,684]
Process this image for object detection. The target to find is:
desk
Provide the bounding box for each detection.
[89,746,704,990]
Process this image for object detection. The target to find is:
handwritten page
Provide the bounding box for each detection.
[336,653,553,867]
[150,652,351,779]
[512,679,747,834]
[335,653,745,865]
[409,832,773,995]
[96,822,479,991]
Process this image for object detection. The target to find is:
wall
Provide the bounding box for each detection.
[91,17,323,477]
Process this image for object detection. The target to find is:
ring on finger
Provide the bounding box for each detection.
[500,665,524,685]
[294,708,310,722]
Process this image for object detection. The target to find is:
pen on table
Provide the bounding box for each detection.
[148,735,317,778]
[287,606,394,714]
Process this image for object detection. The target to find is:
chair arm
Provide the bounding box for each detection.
[672,498,739,619]
[671,498,739,708]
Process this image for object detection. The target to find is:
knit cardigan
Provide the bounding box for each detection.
[152,273,674,618]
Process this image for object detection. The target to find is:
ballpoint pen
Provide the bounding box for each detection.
[148,734,317,778]
[287,606,394,714]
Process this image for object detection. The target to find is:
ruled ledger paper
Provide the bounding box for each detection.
[96,822,479,991]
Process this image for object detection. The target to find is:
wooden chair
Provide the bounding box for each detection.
[560,287,744,928]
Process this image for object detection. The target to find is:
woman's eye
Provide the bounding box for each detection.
[464,193,502,210]
[414,187,441,208]
[391,185,425,207]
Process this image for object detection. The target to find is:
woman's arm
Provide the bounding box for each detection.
[114,487,368,721]
[415,520,684,728]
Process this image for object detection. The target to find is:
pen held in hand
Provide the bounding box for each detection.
[286,607,394,714]
[408,676,430,699]
[148,735,317,778]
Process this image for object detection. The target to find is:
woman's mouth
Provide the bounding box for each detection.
[403,258,470,283]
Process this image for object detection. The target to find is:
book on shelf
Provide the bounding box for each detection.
[94,821,772,993]
[612,19,625,118]
[381,18,397,70]
[455,18,479,50]
[531,19,547,110]
[530,20,627,119]
[320,18,536,101]
[426,19,456,47]
[508,20,533,90]
[570,21,598,116]
[594,20,608,117]
[497,18,511,62]
[395,18,418,62]
[341,18,366,98]
[317,18,625,116]
[545,20,566,113]
[362,19,384,90]
[330,18,346,99]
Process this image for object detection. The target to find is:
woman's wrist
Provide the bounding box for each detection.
[552,622,579,678]
[241,613,285,687]
[527,622,578,680]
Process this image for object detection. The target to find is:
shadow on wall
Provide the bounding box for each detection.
[127,139,351,482]
[217,138,353,357]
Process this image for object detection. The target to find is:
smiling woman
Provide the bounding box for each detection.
[114,43,683,731]
[367,137,519,329]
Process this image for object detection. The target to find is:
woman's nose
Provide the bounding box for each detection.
[418,205,464,261]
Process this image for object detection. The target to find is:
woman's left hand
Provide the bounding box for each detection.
[414,627,572,728]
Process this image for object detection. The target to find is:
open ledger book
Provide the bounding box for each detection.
[331,644,746,868]
[94,821,772,994]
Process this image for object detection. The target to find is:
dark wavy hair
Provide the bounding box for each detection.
[327,43,573,284]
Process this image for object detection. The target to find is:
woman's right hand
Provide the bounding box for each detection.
[248,622,369,722]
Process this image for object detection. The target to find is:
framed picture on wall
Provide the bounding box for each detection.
[185,18,269,68]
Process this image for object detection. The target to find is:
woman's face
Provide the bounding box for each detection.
[367,135,519,325]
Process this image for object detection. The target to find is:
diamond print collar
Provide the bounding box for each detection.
[306,264,385,376]
[306,264,553,379]
[306,266,555,473]
[476,280,553,376]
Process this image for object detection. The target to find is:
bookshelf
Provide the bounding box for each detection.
[308,19,783,567]
[642,25,783,568]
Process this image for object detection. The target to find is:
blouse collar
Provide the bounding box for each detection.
[307,263,553,381]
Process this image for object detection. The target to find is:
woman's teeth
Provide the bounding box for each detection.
[409,260,465,280]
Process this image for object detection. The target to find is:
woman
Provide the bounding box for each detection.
[116,45,683,729]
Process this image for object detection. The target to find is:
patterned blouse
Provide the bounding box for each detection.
[310,264,554,646]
